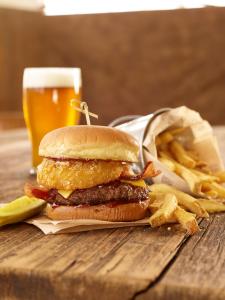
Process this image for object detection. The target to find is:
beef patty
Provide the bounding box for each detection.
[45,181,149,206]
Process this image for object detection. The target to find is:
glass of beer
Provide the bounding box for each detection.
[23,68,82,174]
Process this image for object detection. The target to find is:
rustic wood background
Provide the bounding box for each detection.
[1,7,225,125]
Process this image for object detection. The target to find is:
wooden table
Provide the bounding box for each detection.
[1,127,225,300]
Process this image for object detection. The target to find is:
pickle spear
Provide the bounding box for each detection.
[0,196,46,227]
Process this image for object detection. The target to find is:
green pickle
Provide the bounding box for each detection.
[0,196,46,227]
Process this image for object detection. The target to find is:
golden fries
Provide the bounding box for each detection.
[149,193,164,210]
[191,169,218,183]
[158,150,174,160]
[186,150,208,169]
[149,194,177,227]
[186,149,199,161]
[148,186,201,234]
[159,157,176,172]
[169,141,196,169]
[149,204,177,223]
[150,126,225,235]
[165,127,186,136]
[148,183,225,235]
[201,182,225,198]
[173,162,199,192]
[156,127,225,200]
[201,189,218,199]
[215,171,225,183]
[150,184,208,217]
[174,206,199,235]
[158,131,174,144]
[197,199,225,213]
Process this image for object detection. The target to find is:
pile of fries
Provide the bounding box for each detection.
[156,127,225,199]
[149,183,225,235]
[147,127,225,235]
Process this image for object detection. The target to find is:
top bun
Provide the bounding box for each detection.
[39,125,139,162]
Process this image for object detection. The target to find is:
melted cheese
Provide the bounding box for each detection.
[121,179,146,188]
[58,190,73,198]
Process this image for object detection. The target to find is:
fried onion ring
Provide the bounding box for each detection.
[37,158,130,190]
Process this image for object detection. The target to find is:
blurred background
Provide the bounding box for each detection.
[1,0,225,129]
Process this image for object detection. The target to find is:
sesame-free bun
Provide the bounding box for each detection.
[45,200,150,221]
[39,125,139,162]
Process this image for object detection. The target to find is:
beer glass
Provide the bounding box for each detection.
[23,68,82,174]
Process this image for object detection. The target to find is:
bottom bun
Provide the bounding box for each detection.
[45,200,150,222]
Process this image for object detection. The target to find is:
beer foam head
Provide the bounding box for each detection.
[23,68,81,92]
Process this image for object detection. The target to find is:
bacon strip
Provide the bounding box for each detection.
[24,162,160,200]
[24,182,50,200]
[119,161,160,181]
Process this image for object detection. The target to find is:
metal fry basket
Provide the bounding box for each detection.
[108,108,171,170]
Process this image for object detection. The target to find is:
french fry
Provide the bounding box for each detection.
[173,162,199,192]
[204,189,218,199]
[149,206,177,223]
[156,129,225,202]
[186,150,208,169]
[159,151,200,192]
[149,193,178,223]
[149,192,168,209]
[196,182,217,199]
[149,203,161,214]
[149,194,178,227]
[197,199,225,213]
[195,161,208,168]
[165,215,177,223]
[166,127,186,136]
[149,191,163,202]
[196,165,213,175]
[200,182,225,198]
[160,149,224,200]
[158,131,174,144]
[158,150,174,160]
[186,149,199,161]
[169,140,196,169]
[156,131,175,151]
[149,197,164,213]
[191,169,218,183]
[159,157,176,172]
[174,206,199,235]
[150,184,208,217]
[215,171,225,183]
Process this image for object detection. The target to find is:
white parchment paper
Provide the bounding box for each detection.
[26,215,149,234]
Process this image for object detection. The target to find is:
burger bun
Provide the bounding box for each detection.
[45,200,150,222]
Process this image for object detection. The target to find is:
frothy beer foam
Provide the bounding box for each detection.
[23,68,81,92]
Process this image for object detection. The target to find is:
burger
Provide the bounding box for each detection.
[25,125,158,221]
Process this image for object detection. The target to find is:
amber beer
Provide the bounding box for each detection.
[23,68,82,173]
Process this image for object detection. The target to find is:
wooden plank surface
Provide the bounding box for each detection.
[0,129,189,300]
[0,127,225,300]
[136,126,225,300]
[137,215,225,300]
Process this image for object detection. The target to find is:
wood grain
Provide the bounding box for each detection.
[0,225,187,300]
[1,8,225,124]
[0,127,225,299]
[0,128,188,299]
[136,215,225,300]
[135,126,225,300]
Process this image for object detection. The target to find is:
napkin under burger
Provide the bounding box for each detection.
[25,126,158,221]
